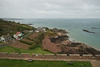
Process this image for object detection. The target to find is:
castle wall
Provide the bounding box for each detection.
[0,52,100,60]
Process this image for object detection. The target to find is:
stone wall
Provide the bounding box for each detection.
[0,52,100,60]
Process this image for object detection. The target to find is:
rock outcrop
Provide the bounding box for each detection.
[82,29,95,33]
[42,28,100,55]
[52,28,68,34]
[50,35,69,43]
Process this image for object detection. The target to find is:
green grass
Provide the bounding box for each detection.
[0,45,53,54]
[0,42,4,44]
[0,19,35,36]
[0,59,92,67]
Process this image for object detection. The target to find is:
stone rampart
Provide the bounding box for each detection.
[0,53,100,60]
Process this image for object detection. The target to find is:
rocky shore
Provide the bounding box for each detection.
[42,28,100,55]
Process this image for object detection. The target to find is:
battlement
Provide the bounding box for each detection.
[0,52,100,60]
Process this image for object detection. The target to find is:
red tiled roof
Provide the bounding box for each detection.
[16,32,20,36]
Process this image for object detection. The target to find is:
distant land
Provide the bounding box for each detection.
[0,18,24,20]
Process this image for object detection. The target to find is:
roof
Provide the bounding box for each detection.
[16,32,20,36]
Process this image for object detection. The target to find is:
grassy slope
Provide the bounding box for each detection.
[0,59,92,67]
[0,19,35,36]
[0,45,53,54]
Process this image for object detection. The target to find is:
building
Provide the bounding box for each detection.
[0,37,5,42]
[0,34,12,42]
[35,27,48,32]
[13,32,23,40]
[29,30,33,33]
[22,30,33,34]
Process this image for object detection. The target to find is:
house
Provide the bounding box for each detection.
[0,37,5,42]
[35,27,48,32]
[0,34,12,42]
[22,30,33,34]
[13,32,23,40]
[29,30,33,33]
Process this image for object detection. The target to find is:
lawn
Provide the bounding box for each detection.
[0,59,92,67]
[0,42,4,45]
[0,45,53,54]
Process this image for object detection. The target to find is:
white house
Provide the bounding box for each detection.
[0,37,5,42]
[13,32,23,40]
[35,27,47,32]
[29,30,33,33]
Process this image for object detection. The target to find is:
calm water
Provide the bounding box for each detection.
[11,18,100,50]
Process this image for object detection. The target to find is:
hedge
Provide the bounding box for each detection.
[29,44,39,50]
[20,40,33,45]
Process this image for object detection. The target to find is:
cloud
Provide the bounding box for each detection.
[0,0,100,18]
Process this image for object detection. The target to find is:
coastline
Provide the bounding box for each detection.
[5,19,100,53]
[31,24,100,52]
[67,33,100,51]
[23,23,100,52]
[42,27,100,54]
[8,18,100,51]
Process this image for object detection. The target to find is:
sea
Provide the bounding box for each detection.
[9,18,100,50]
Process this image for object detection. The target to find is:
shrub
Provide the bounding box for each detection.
[29,44,38,50]
[20,40,33,45]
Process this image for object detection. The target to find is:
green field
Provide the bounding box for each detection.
[0,59,92,67]
[0,45,53,54]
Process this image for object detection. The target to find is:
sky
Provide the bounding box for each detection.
[0,0,100,18]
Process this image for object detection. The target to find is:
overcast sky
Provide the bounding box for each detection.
[0,0,100,18]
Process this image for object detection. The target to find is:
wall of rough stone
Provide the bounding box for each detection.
[0,52,100,60]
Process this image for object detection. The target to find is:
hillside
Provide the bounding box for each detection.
[0,19,35,36]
